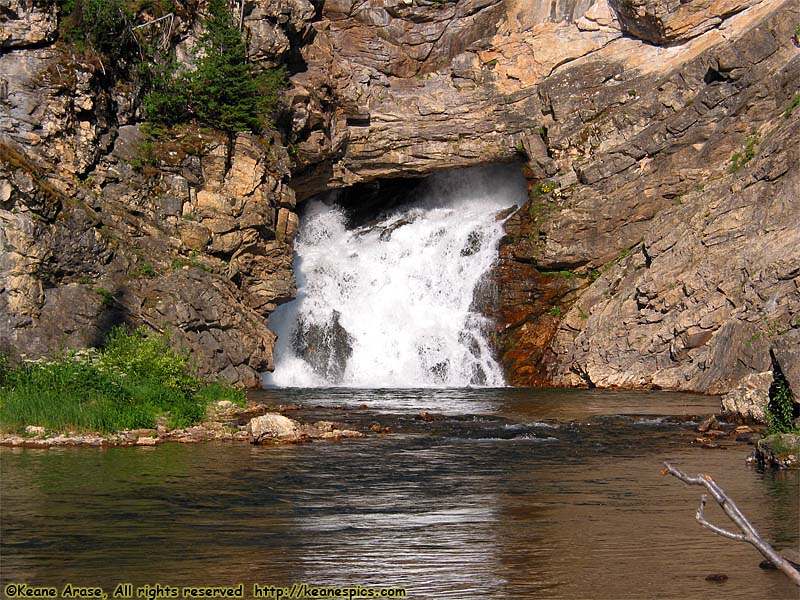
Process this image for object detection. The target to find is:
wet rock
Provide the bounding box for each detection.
[247,413,367,444]
[379,217,415,241]
[292,311,354,383]
[248,413,303,443]
[704,573,728,583]
[733,425,756,443]
[692,437,724,450]
[136,436,158,446]
[415,411,435,422]
[696,415,718,433]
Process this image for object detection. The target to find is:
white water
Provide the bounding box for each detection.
[265,164,527,388]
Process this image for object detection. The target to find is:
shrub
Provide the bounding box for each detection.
[767,367,799,434]
[0,327,245,433]
[729,132,760,173]
[135,262,157,278]
[531,180,560,198]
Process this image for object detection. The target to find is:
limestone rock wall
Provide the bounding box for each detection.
[288,0,800,393]
[0,0,303,386]
[2,0,798,393]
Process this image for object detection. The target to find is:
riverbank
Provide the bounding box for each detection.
[0,400,371,449]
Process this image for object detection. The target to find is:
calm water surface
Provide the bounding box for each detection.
[1,389,798,599]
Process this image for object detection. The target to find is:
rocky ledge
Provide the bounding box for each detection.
[0,1,305,387]
[288,0,800,396]
[1,0,798,397]
[0,402,370,448]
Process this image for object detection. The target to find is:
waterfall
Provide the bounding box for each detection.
[265,163,527,388]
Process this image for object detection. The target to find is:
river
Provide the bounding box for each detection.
[2,388,798,599]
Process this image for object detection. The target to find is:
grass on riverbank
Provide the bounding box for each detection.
[0,327,245,433]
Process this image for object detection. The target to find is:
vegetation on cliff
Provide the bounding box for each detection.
[0,327,244,433]
[143,0,286,133]
[767,369,799,434]
[58,0,285,133]
[58,0,140,63]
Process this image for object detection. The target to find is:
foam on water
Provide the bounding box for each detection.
[265,164,526,388]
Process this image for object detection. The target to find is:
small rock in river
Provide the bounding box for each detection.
[415,411,435,422]
[704,573,728,583]
[697,415,718,433]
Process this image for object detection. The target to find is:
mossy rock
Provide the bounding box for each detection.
[754,433,800,469]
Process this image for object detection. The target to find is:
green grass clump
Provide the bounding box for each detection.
[729,132,760,173]
[785,93,800,118]
[0,327,245,433]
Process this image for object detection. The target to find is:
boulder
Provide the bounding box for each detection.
[248,413,303,443]
[754,433,800,469]
[292,311,354,384]
[248,414,365,444]
[721,372,773,423]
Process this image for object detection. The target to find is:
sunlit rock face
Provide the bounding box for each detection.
[287,0,800,394]
[1,0,798,395]
[0,1,307,387]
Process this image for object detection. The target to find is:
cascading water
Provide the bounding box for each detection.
[265,163,527,388]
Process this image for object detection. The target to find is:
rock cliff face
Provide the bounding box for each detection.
[287,0,800,394]
[0,0,308,386]
[2,0,798,395]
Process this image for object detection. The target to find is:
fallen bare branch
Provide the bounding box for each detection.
[662,462,800,586]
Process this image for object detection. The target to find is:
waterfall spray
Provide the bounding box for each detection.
[265,163,526,388]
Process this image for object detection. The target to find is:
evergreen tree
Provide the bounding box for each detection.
[143,0,286,134]
[188,0,263,132]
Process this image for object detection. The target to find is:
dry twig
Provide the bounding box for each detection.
[662,462,800,586]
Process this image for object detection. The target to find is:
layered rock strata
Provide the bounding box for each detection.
[1,0,798,395]
[288,0,800,393]
[0,1,311,386]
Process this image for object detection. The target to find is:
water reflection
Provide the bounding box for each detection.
[1,389,798,600]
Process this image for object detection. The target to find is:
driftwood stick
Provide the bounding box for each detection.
[662,462,800,586]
